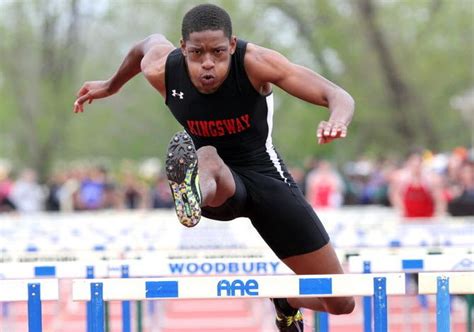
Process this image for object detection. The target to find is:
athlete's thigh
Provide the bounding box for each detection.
[201,168,249,221]
[284,243,355,315]
[197,146,235,206]
[249,177,330,259]
[282,242,343,275]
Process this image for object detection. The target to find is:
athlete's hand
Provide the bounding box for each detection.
[317,120,348,144]
[73,80,117,113]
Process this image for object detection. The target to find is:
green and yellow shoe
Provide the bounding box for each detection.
[165,131,202,227]
[272,298,304,332]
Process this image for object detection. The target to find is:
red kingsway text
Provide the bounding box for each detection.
[186,114,250,137]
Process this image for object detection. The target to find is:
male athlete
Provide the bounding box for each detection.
[74,4,355,331]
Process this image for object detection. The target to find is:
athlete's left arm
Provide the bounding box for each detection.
[245,43,354,144]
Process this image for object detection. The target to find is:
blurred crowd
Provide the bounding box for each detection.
[0,147,473,217]
[0,161,174,213]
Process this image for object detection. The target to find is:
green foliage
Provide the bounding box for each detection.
[0,0,472,176]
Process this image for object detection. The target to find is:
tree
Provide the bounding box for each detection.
[355,0,439,149]
[0,0,83,179]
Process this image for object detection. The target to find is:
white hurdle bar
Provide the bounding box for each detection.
[348,254,474,273]
[0,256,292,279]
[348,253,474,332]
[73,273,405,332]
[73,273,406,300]
[418,272,474,332]
[0,257,291,332]
[0,279,59,332]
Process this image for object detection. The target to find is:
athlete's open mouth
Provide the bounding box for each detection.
[200,74,216,86]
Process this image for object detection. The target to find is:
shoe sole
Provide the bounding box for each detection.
[165,131,201,227]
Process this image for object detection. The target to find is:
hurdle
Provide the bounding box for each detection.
[348,254,474,273]
[418,272,474,332]
[348,253,474,332]
[72,273,405,332]
[0,279,59,332]
[0,256,291,332]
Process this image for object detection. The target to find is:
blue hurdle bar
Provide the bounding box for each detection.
[373,277,387,332]
[121,265,131,332]
[318,311,329,332]
[437,276,450,332]
[28,283,42,332]
[86,265,94,332]
[90,283,104,332]
[363,261,372,332]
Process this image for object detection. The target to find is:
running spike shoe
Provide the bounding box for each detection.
[271,298,304,332]
[165,131,202,227]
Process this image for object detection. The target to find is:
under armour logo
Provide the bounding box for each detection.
[172,89,184,99]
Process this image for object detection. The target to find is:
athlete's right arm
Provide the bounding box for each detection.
[73,34,174,113]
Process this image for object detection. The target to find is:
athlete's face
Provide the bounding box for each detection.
[181,30,237,94]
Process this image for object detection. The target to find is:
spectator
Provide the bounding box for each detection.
[58,168,80,212]
[76,166,107,210]
[121,172,147,209]
[389,150,446,218]
[150,173,173,209]
[9,168,44,213]
[0,165,15,212]
[448,160,474,216]
[306,160,344,208]
[362,159,396,206]
[45,172,65,211]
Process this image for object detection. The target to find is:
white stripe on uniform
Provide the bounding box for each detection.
[265,93,288,183]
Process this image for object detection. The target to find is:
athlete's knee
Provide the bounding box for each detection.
[325,296,355,315]
[197,146,226,175]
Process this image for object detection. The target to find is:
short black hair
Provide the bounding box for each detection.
[181,4,232,41]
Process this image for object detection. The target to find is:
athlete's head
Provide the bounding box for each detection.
[181,4,232,41]
[180,4,237,94]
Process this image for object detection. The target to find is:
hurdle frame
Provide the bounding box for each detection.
[418,272,474,332]
[73,273,406,332]
[348,253,474,332]
[0,279,59,332]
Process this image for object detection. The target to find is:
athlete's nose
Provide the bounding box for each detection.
[201,54,215,70]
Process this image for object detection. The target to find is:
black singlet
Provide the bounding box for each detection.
[165,39,292,184]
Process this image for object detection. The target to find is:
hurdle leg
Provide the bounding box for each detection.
[467,294,473,332]
[86,265,94,332]
[436,276,450,332]
[90,283,105,332]
[28,283,42,332]
[373,277,387,332]
[1,302,11,332]
[136,301,143,332]
[122,301,131,332]
[316,311,329,332]
[105,302,110,332]
[363,261,372,332]
[314,311,329,332]
[121,265,131,332]
[147,300,156,330]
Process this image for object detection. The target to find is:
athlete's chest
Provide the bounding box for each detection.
[167,90,260,138]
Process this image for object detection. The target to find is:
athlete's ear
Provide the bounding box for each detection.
[180,39,187,56]
[229,36,237,55]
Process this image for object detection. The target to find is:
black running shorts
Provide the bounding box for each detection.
[202,167,330,259]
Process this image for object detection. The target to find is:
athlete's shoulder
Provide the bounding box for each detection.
[244,42,287,63]
[243,42,291,91]
[140,37,176,97]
